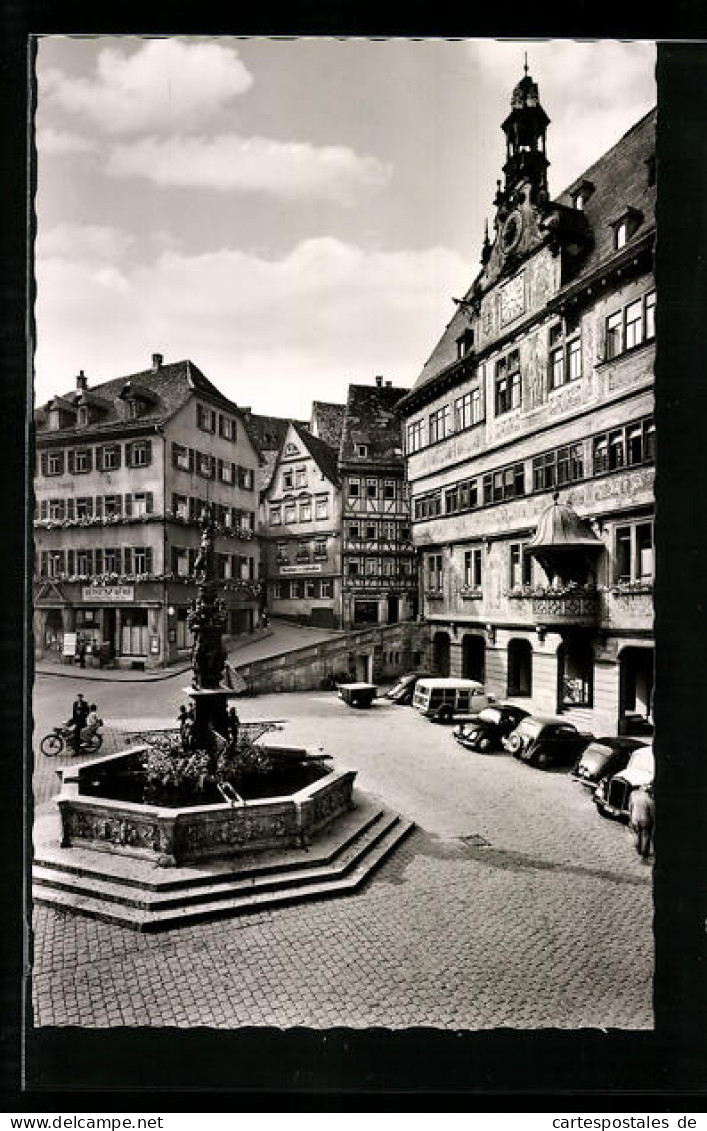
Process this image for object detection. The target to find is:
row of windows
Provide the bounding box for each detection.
[37,493,255,531]
[345,519,411,542]
[171,547,254,580]
[346,557,415,578]
[423,520,654,593]
[347,478,404,500]
[38,545,257,580]
[281,466,309,491]
[171,496,254,531]
[276,538,329,561]
[406,290,655,449]
[196,403,237,441]
[39,492,155,520]
[40,546,154,577]
[606,291,655,360]
[270,497,329,525]
[39,440,153,477]
[414,415,654,520]
[274,579,333,600]
[172,443,255,489]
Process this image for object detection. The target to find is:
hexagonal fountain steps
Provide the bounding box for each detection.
[32,793,414,932]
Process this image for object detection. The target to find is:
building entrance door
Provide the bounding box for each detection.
[387,594,399,624]
[619,646,654,736]
[432,631,451,677]
[462,634,485,682]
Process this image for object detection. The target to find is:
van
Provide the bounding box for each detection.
[412,678,493,724]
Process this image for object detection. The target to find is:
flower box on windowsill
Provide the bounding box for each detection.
[425,589,444,601]
[601,581,653,597]
[459,587,483,600]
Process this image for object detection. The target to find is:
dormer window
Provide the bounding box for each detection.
[128,399,141,420]
[456,328,475,359]
[356,444,368,458]
[611,207,643,251]
[77,405,89,426]
[570,179,594,211]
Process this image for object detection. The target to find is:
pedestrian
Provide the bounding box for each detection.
[77,637,87,669]
[227,706,240,747]
[68,692,89,750]
[84,703,102,739]
[628,783,655,861]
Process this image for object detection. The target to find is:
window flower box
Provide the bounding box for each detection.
[459,586,483,600]
[425,588,444,601]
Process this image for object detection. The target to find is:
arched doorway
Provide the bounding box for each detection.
[43,609,64,653]
[462,634,485,682]
[557,638,594,710]
[619,646,654,736]
[432,631,451,677]
[507,638,532,697]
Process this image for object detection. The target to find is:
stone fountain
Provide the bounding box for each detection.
[33,508,413,930]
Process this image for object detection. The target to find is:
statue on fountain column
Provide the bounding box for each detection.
[188,504,227,692]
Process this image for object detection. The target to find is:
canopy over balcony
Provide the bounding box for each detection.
[527,493,603,585]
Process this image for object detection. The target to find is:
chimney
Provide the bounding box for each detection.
[152,353,163,370]
[76,370,87,392]
[375,375,383,387]
[385,380,393,387]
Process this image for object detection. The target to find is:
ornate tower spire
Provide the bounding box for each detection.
[500,63,550,204]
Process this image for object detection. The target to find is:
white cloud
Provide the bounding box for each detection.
[36,126,96,155]
[34,237,469,414]
[43,38,253,135]
[105,133,392,204]
[38,223,134,261]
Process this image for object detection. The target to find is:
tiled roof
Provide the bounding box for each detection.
[338,383,409,466]
[411,106,656,397]
[35,359,246,439]
[291,422,340,486]
[310,401,346,449]
[246,413,308,453]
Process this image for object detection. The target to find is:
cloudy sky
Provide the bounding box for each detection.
[34,37,656,417]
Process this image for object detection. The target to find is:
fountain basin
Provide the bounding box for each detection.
[56,746,357,866]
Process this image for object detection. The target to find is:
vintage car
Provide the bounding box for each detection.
[593,746,654,820]
[502,715,594,767]
[453,704,530,753]
[573,736,648,788]
[412,678,494,724]
[384,671,433,706]
[337,682,378,709]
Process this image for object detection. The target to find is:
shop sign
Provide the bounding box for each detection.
[82,585,135,602]
[280,564,322,575]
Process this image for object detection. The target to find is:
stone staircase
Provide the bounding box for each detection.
[32,794,414,932]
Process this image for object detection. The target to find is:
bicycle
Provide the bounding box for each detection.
[39,725,103,757]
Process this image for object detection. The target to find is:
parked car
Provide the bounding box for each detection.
[502,716,594,767]
[384,671,433,706]
[412,678,493,724]
[573,736,648,788]
[593,746,654,820]
[337,682,378,709]
[453,704,530,753]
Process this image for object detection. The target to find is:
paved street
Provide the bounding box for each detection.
[30,674,654,1030]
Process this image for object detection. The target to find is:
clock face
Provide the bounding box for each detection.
[501,209,524,254]
[500,272,525,326]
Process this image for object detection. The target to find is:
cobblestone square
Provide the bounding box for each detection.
[30,673,654,1031]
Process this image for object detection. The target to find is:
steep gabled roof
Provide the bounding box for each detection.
[310,401,346,449]
[409,106,656,400]
[339,383,409,466]
[291,422,340,486]
[35,358,247,439]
